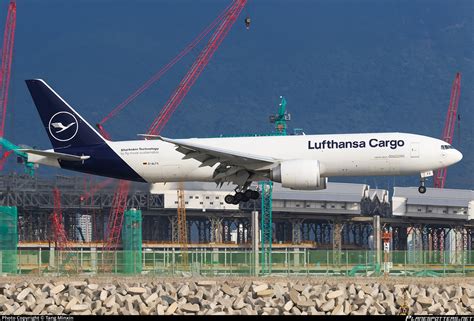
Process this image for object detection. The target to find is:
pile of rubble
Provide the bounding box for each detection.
[1,278,473,315]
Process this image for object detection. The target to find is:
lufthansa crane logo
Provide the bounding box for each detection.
[48,111,78,142]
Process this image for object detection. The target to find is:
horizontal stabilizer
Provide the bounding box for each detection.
[137,134,162,140]
[20,149,90,162]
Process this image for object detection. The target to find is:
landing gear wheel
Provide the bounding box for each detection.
[418,185,426,194]
[234,192,244,203]
[250,191,260,199]
[224,194,234,204]
[244,190,253,199]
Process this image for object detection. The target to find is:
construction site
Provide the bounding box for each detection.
[0,0,472,316]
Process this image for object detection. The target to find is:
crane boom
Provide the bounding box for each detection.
[98,1,247,262]
[147,0,247,135]
[434,72,461,188]
[0,0,16,170]
[96,2,233,139]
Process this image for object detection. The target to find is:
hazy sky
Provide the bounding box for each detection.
[2,0,473,189]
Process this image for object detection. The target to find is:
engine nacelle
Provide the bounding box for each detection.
[270,159,327,190]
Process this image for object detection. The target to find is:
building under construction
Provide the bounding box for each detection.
[0,173,472,276]
[0,1,470,277]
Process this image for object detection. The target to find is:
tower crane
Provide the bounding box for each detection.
[433,72,461,188]
[260,96,290,274]
[99,0,248,262]
[0,0,16,170]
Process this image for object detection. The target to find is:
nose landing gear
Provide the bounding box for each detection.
[418,184,426,194]
[224,189,260,204]
[418,170,433,194]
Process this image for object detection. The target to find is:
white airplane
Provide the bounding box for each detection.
[24,79,463,204]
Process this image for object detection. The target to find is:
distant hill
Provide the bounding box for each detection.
[3,0,473,190]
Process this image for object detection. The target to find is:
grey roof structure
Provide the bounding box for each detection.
[271,182,368,203]
[393,187,473,207]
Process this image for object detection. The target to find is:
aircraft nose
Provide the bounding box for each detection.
[451,149,463,164]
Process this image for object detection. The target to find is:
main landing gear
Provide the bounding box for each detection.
[224,189,260,205]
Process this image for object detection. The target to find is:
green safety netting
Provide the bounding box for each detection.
[121,209,142,274]
[0,206,18,274]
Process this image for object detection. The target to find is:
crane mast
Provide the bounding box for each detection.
[99,0,247,263]
[147,0,247,135]
[0,0,16,170]
[434,72,461,188]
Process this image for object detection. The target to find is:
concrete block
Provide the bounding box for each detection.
[327,290,345,300]
[321,299,335,312]
[99,290,108,302]
[13,305,26,315]
[71,304,89,312]
[165,302,178,315]
[233,297,245,310]
[145,292,158,305]
[417,295,433,307]
[331,304,345,315]
[291,306,302,315]
[180,303,200,313]
[283,300,294,312]
[253,284,268,293]
[104,294,116,309]
[293,283,308,293]
[50,284,65,295]
[128,287,146,295]
[197,281,216,287]
[64,297,78,313]
[221,284,236,296]
[178,285,190,297]
[16,288,31,301]
[257,289,274,297]
[461,294,472,307]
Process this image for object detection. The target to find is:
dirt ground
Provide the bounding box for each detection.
[1,275,473,287]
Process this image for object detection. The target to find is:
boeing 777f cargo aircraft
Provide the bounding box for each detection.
[24,79,463,204]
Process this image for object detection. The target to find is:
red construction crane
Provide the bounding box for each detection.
[51,187,77,271]
[147,0,247,135]
[0,0,16,170]
[98,0,247,259]
[434,72,461,189]
[96,1,234,139]
[101,180,130,269]
[80,177,114,202]
[51,188,68,249]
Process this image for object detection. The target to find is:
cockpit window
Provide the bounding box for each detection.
[441,145,453,150]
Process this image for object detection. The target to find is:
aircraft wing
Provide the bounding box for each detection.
[20,149,90,162]
[146,135,277,186]
[156,135,275,166]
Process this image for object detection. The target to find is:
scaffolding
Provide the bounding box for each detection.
[0,206,17,273]
[121,209,142,274]
[11,248,474,277]
[260,181,273,274]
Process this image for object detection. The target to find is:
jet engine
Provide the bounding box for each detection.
[270,159,327,190]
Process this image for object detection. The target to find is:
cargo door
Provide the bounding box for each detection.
[410,142,420,158]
